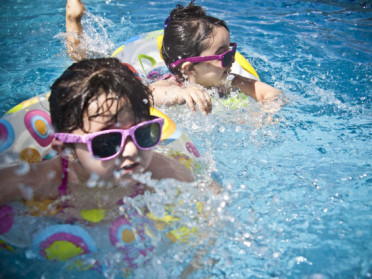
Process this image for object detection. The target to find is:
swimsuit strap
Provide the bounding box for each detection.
[58,157,68,196]
[157,73,183,87]
[172,75,183,87]
[129,183,146,198]
[117,183,146,206]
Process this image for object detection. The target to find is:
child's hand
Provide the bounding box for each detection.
[151,81,212,115]
[176,85,212,115]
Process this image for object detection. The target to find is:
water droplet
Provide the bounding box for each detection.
[87,173,99,188]
[15,163,30,176]
[273,252,280,258]
[226,74,234,81]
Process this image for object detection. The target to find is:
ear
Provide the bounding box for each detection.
[51,140,76,161]
[51,139,64,155]
[181,61,195,76]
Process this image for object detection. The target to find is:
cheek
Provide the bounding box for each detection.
[194,63,226,87]
[75,148,115,177]
[74,146,91,164]
[139,150,153,169]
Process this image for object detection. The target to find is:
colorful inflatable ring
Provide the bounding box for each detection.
[0,93,201,169]
[111,29,260,81]
[0,199,201,270]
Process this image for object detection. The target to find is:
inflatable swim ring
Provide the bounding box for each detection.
[0,202,170,272]
[0,197,203,273]
[112,29,260,82]
[0,92,201,169]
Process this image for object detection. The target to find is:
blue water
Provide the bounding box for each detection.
[1,0,371,278]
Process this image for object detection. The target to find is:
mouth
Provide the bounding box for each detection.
[122,162,140,173]
[111,162,142,184]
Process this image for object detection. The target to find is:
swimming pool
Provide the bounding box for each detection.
[0,0,371,278]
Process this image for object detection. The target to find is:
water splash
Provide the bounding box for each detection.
[55,12,116,58]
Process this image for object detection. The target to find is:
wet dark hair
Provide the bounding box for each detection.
[49,58,152,133]
[162,1,229,78]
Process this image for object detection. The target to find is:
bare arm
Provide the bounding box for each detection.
[0,157,62,205]
[149,152,195,183]
[231,74,282,101]
[150,79,212,115]
[66,0,87,61]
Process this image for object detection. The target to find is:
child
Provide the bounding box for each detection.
[65,0,281,115]
[151,1,282,114]
[0,58,194,222]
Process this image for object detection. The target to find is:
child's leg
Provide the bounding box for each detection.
[66,0,86,61]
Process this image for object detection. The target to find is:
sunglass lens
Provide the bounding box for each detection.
[134,123,161,148]
[222,51,232,67]
[92,132,122,158]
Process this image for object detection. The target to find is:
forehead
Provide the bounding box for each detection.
[202,26,231,54]
[83,93,134,130]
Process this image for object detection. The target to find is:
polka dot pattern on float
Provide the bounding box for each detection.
[0,119,15,152]
[24,110,53,147]
[109,214,157,265]
[109,216,138,248]
[19,147,41,164]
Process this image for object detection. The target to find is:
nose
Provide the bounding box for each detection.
[120,136,138,158]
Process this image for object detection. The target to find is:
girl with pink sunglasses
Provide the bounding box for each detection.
[0,58,195,220]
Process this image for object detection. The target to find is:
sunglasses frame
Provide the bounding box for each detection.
[54,117,164,161]
[170,42,237,69]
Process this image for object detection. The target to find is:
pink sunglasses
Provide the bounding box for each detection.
[54,117,164,161]
[170,43,237,69]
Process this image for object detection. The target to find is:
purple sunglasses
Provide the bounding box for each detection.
[170,43,237,69]
[54,117,164,161]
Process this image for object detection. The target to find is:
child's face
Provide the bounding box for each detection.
[189,26,234,88]
[71,94,153,183]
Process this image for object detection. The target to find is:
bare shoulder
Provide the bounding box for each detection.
[148,152,194,182]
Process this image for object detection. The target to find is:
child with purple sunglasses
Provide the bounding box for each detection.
[0,58,195,220]
[151,1,281,114]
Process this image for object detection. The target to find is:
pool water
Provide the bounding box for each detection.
[1,0,371,278]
